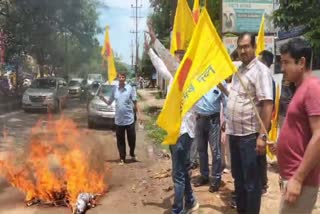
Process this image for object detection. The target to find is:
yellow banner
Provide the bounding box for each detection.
[170,0,196,55]
[192,0,200,23]
[157,8,237,145]
[101,26,117,83]
[255,15,265,56]
[267,83,280,160]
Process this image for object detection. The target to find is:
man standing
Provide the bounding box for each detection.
[226,33,274,214]
[145,25,199,214]
[193,84,227,193]
[101,73,137,165]
[258,50,275,195]
[274,38,320,214]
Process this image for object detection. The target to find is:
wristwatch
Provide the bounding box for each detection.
[259,133,267,142]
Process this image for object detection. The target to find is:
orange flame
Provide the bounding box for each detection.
[0,117,109,207]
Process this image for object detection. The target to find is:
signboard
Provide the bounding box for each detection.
[223,36,238,55]
[278,25,306,40]
[223,36,275,56]
[222,0,275,33]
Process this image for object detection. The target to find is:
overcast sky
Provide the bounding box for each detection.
[97,0,151,66]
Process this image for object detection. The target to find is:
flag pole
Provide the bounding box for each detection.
[235,72,269,139]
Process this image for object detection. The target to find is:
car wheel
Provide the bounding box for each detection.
[88,120,95,129]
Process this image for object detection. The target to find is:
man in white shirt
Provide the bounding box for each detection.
[145,25,199,214]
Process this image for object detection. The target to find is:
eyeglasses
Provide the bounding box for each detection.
[237,45,252,51]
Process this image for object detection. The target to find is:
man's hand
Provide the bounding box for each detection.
[99,95,109,105]
[256,137,266,155]
[284,177,302,204]
[221,121,226,132]
[144,36,150,52]
[147,21,156,44]
[217,83,229,96]
[268,141,277,155]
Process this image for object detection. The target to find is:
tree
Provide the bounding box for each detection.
[273,1,320,48]
[1,0,101,77]
[114,53,129,73]
[144,0,220,78]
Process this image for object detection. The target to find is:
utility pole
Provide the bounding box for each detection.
[130,0,143,77]
[130,39,134,72]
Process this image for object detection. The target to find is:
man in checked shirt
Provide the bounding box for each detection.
[226,32,274,214]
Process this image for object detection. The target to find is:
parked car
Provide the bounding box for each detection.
[22,77,68,113]
[87,82,116,129]
[68,78,85,99]
[87,73,103,85]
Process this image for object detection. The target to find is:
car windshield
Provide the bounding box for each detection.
[68,80,81,87]
[30,79,56,89]
[99,85,114,97]
[88,74,102,81]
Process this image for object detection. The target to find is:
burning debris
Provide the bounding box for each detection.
[73,193,99,214]
[0,117,109,213]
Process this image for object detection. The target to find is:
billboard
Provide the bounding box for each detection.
[222,0,275,33]
[223,36,275,56]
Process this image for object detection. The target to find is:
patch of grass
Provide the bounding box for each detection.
[155,91,164,99]
[137,93,142,101]
[145,114,166,145]
[143,106,161,115]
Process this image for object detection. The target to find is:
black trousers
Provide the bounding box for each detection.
[260,154,268,187]
[115,123,136,161]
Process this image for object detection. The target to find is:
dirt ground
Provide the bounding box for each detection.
[0,90,319,214]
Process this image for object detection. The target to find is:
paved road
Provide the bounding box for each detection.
[0,97,171,214]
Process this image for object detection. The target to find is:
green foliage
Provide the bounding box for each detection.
[114,53,129,73]
[273,1,320,48]
[0,0,102,78]
[143,0,221,78]
[144,106,166,145]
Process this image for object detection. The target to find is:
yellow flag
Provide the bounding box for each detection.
[101,26,117,83]
[255,15,265,56]
[267,83,280,160]
[170,0,196,55]
[158,8,237,145]
[192,0,200,23]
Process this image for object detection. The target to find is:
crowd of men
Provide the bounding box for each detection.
[143,22,319,214]
[103,23,320,214]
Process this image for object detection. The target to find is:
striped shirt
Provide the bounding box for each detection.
[226,58,273,136]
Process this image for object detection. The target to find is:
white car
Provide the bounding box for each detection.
[87,83,116,129]
[22,77,68,113]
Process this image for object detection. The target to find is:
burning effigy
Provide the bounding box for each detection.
[0,117,109,213]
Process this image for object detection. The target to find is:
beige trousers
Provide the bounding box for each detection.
[279,180,319,214]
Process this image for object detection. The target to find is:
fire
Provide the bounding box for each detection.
[0,117,109,211]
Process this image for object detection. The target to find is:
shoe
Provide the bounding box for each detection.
[223,168,231,174]
[208,183,220,193]
[230,192,237,209]
[118,160,125,166]
[193,176,209,187]
[131,156,138,162]
[184,201,199,214]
